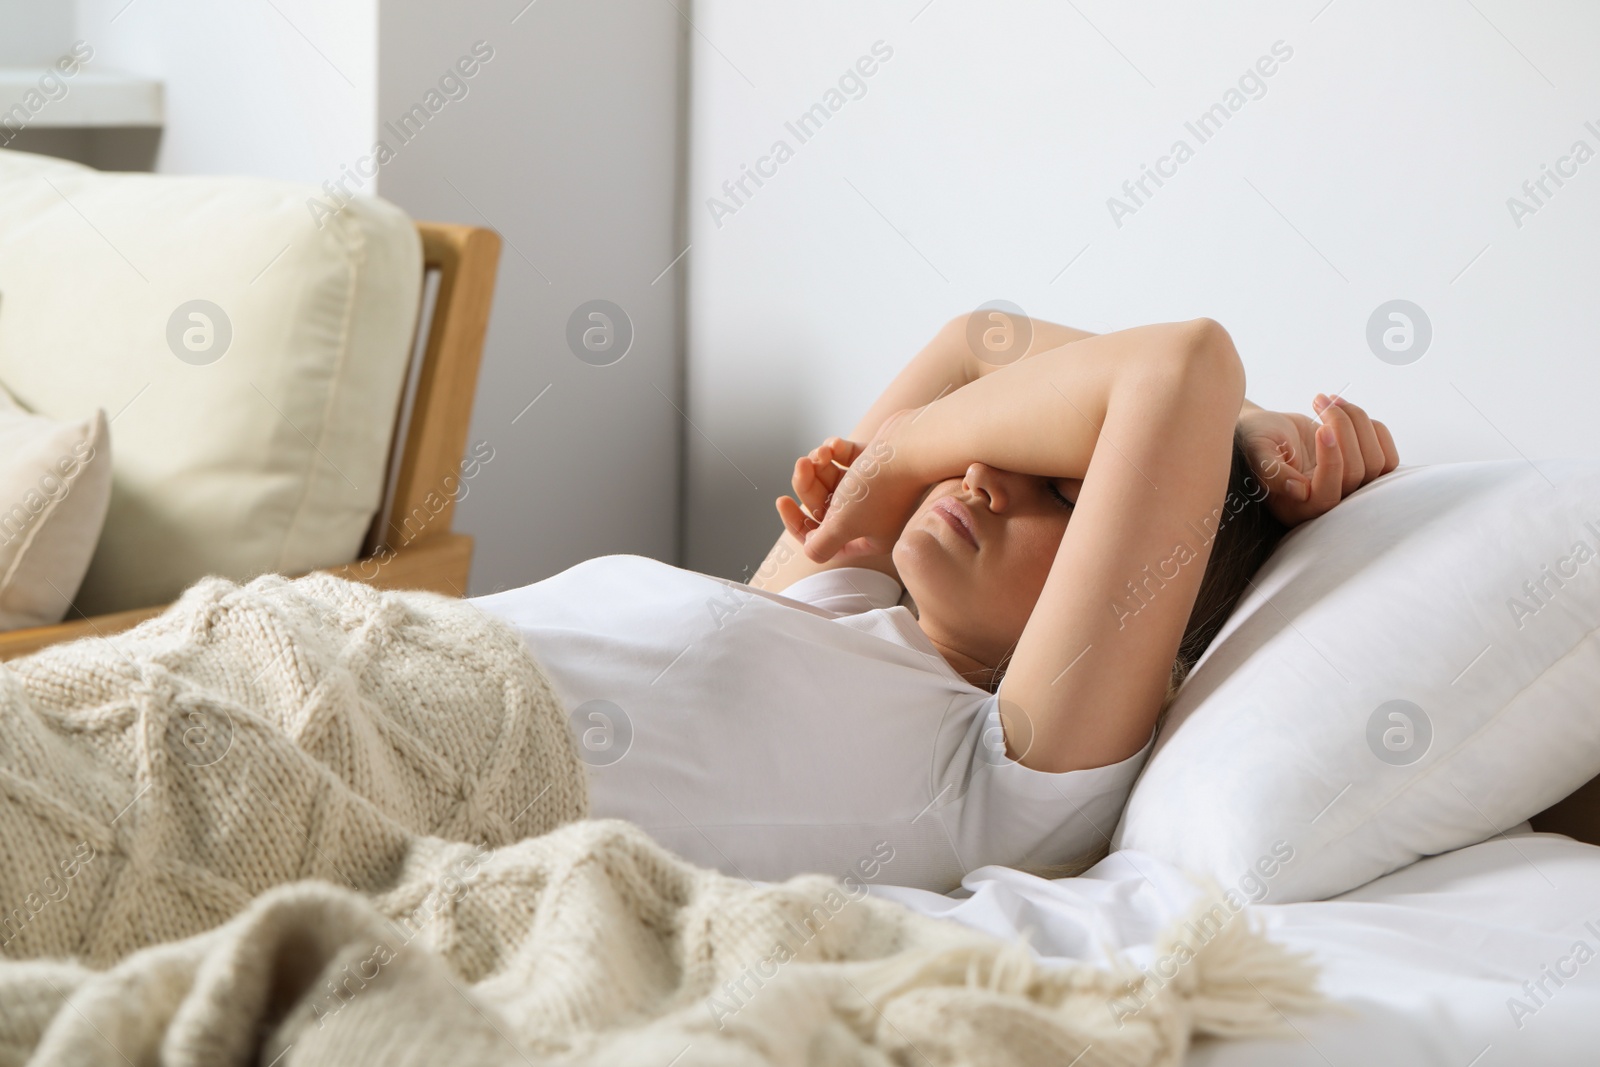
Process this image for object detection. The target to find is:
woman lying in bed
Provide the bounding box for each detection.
[474,315,1398,892]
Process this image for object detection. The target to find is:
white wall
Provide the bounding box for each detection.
[0,0,74,63]
[684,0,1600,578]
[74,0,377,181]
[376,0,685,595]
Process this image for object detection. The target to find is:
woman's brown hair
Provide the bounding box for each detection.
[1162,428,1288,707]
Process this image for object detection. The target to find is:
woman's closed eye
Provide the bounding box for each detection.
[1046,479,1076,511]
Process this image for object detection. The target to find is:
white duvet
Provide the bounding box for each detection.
[872,829,1600,1065]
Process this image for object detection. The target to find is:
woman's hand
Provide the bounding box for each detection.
[776,435,862,542]
[1239,394,1399,527]
[776,411,929,563]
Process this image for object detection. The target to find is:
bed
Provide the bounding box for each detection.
[6,153,1600,1064]
[859,453,1600,1062]
[3,475,1597,1063]
[872,827,1600,1063]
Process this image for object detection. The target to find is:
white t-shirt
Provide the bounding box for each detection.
[472,556,1152,893]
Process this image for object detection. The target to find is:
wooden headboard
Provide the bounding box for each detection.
[1530,775,1600,846]
[0,220,502,661]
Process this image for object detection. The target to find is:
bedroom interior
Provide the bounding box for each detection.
[2,1,1599,1065]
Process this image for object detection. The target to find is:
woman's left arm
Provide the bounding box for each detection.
[847,313,1099,443]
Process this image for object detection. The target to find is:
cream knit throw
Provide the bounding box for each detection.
[0,573,1323,1066]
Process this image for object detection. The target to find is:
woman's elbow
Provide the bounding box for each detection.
[1168,317,1246,409]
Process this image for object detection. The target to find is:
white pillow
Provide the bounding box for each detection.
[0,384,112,630]
[1112,460,1600,903]
[0,148,421,615]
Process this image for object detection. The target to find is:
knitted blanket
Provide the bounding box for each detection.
[0,573,1323,1066]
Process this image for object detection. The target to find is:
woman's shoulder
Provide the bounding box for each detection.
[776,567,904,614]
[471,554,693,610]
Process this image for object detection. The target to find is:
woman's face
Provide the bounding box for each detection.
[893,463,1080,670]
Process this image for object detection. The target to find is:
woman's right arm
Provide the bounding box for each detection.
[750,313,1097,592]
[847,313,1097,445]
[799,320,1249,773]
[799,319,1236,560]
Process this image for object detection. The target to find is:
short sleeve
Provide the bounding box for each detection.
[950,698,1156,877]
[778,567,904,616]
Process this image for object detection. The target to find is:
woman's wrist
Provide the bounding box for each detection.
[879,405,948,492]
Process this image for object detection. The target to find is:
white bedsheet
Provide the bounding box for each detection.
[869,830,1600,1065]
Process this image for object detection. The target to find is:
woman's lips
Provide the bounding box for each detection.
[932,497,979,548]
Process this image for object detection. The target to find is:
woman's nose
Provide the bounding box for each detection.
[961,462,1009,512]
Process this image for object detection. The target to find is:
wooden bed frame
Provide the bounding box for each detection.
[0,220,501,661]
[1530,775,1600,845]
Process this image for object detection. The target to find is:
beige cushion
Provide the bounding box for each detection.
[0,383,112,629]
[0,149,422,614]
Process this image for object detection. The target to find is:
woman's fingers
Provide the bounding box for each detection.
[794,473,862,562]
[1244,432,1309,510]
[1374,419,1399,473]
[1268,438,1311,501]
[811,443,840,491]
[803,470,875,563]
[776,495,817,543]
[1328,397,1386,484]
[791,458,830,520]
[791,438,866,522]
[802,509,846,563]
[1305,419,1346,516]
[797,445,845,518]
[1253,395,1395,527]
[827,436,864,470]
[1314,398,1366,494]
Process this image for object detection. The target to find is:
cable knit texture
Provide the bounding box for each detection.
[0,573,1322,1066]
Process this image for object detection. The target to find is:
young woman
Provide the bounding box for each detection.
[474,314,1397,893]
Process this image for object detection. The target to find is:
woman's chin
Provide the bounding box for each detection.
[895,530,969,598]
